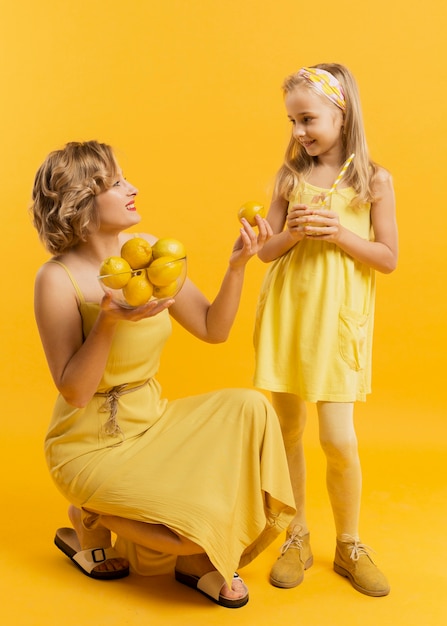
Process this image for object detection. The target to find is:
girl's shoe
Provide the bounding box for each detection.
[269,526,313,588]
[333,535,390,596]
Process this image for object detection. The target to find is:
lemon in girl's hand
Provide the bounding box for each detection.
[99,257,132,288]
[151,238,186,260]
[147,256,184,287]
[121,237,153,269]
[238,201,265,226]
[122,271,153,306]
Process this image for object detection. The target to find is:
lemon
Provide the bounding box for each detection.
[147,256,184,287]
[99,256,132,288]
[120,237,153,269]
[122,271,153,306]
[153,280,180,299]
[238,201,265,226]
[151,237,186,260]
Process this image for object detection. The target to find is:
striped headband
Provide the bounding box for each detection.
[298,67,346,111]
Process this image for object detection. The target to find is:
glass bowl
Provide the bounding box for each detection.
[98,256,187,309]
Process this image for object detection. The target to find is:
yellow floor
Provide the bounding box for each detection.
[3,402,446,626]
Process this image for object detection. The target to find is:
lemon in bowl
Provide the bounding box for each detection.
[151,237,186,260]
[120,237,153,269]
[98,256,132,288]
[98,256,187,308]
[146,256,187,302]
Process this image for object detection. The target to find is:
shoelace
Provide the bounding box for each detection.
[340,535,375,562]
[280,531,304,555]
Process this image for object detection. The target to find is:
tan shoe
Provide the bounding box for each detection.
[333,535,390,597]
[269,526,313,588]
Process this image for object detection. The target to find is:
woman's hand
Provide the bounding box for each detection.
[169,215,272,343]
[229,215,273,269]
[99,291,174,321]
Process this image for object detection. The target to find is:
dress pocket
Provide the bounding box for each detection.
[338,305,369,371]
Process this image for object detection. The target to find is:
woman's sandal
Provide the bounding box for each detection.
[54,527,129,580]
[175,569,249,608]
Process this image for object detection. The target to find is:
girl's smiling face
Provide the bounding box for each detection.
[285,86,344,160]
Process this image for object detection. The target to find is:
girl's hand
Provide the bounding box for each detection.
[229,215,273,269]
[302,208,343,241]
[99,291,174,321]
[286,203,313,241]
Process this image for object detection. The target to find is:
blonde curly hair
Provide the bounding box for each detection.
[30,140,119,255]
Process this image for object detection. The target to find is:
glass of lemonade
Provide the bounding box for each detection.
[298,190,329,229]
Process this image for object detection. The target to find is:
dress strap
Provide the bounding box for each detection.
[48,260,85,304]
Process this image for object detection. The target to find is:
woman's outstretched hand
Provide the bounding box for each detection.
[99,292,174,321]
[229,215,273,269]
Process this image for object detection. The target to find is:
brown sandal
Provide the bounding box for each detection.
[54,527,129,580]
[175,570,249,608]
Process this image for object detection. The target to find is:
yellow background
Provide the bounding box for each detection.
[1,1,446,624]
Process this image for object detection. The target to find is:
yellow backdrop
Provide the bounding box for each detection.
[1,2,446,625]
[1,0,445,440]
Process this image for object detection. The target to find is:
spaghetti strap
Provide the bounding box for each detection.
[49,260,85,304]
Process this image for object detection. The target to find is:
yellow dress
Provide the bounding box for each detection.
[254,182,375,402]
[44,263,295,585]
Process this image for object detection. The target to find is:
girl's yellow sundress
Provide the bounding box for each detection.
[44,263,295,585]
[254,182,375,402]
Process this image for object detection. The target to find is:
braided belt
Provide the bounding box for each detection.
[95,379,150,437]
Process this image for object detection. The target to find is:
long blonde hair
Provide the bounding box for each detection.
[275,63,378,205]
[30,141,119,255]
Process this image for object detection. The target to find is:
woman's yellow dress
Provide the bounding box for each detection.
[254,183,375,402]
[44,264,295,585]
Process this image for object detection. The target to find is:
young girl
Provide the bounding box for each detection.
[253,64,398,596]
[31,140,296,609]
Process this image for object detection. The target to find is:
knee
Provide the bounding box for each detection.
[235,388,271,415]
[235,388,279,431]
[271,393,306,443]
[279,420,305,447]
[320,433,359,467]
[235,389,305,445]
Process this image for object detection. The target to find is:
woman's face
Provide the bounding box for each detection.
[94,169,140,232]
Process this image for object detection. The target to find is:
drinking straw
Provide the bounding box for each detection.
[324,153,355,206]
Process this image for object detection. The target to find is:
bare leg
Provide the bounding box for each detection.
[98,514,204,556]
[271,392,308,532]
[68,505,129,574]
[70,506,244,600]
[317,401,361,539]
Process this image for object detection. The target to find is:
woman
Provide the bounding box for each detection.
[31,140,295,608]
